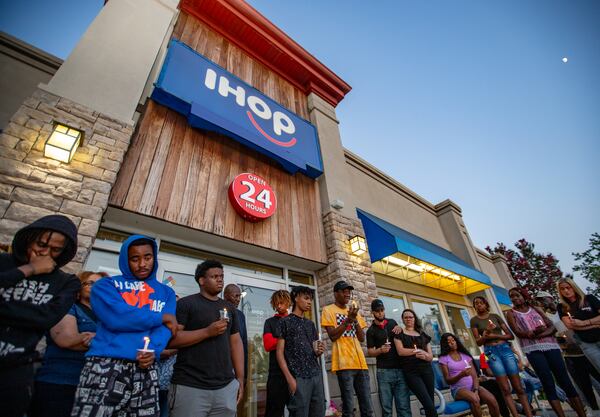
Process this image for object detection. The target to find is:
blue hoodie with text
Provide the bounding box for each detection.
[87,235,176,360]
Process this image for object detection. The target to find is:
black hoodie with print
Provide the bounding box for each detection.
[0,215,81,368]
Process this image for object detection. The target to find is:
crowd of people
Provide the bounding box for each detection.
[1,215,600,417]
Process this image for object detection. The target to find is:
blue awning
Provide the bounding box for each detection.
[493,285,512,306]
[357,209,492,290]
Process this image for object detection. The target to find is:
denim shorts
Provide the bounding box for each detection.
[484,343,519,377]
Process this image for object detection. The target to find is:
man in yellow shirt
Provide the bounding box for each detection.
[321,281,373,417]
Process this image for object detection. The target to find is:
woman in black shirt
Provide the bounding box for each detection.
[394,309,437,417]
[557,277,600,373]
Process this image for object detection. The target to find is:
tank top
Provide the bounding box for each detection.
[511,307,559,354]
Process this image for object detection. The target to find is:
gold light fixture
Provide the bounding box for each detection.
[44,123,82,163]
[349,235,367,255]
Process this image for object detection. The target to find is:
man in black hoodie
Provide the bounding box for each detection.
[0,215,80,417]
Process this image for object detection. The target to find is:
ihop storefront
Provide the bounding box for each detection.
[0,1,516,415]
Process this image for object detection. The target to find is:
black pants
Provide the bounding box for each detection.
[265,373,290,417]
[403,367,437,417]
[526,349,577,401]
[480,379,511,417]
[0,363,34,417]
[29,381,77,417]
[565,355,600,409]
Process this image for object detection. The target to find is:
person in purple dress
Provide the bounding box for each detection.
[439,333,499,417]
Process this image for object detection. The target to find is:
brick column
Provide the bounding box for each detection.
[0,87,134,273]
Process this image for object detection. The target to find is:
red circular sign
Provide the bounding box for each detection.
[228,173,277,222]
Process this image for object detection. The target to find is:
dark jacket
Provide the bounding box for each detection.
[0,215,80,368]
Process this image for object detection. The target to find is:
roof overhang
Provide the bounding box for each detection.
[180,0,352,107]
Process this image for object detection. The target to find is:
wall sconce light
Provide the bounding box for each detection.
[349,235,366,256]
[44,123,82,163]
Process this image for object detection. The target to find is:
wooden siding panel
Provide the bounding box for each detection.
[112,103,326,263]
[153,111,185,219]
[123,103,167,212]
[165,117,195,223]
[177,127,204,225]
[110,13,325,263]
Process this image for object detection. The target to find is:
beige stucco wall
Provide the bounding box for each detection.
[476,249,505,287]
[45,0,178,124]
[344,151,453,251]
[0,32,61,131]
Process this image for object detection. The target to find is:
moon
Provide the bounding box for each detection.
[562,57,568,63]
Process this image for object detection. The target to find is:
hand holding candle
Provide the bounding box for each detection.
[137,336,155,369]
[464,359,471,369]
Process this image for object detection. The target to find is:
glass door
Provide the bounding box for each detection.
[409,298,447,356]
[445,305,479,356]
[225,272,285,417]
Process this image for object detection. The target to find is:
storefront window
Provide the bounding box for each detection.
[84,249,120,276]
[161,270,197,298]
[411,300,445,356]
[160,241,284,279]
[378,294,406,324]
[289,270,314,286]
[445,305,479,356]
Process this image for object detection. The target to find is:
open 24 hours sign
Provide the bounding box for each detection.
[228,173,277,222]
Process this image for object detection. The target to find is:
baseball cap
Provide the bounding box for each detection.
[535,291,553,299]
[371,299,385,311]
[333,280,354,292]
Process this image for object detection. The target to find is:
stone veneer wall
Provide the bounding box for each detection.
[0,87,134,273]
[316,210,378,353]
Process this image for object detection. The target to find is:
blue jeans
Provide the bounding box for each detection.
[337,369,373,417]
[484,343,520,377]
[376,368,410,417]
[576,337,600,375]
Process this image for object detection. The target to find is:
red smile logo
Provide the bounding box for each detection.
[247,111,297,148]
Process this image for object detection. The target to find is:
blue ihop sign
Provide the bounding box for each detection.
[151,40,323,178]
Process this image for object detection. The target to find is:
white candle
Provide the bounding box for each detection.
[143,336,150,351]
[413,344,418,351]
[352,300,357,308]
[567,312,572,319]
[223,308,228,320]
[464,359,470,368]
[488,319,494,326]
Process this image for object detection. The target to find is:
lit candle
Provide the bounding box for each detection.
[464,359,470,368]
[352,300,357,308]
[413,344,418,351]
[567,312,572,319]
[143,336,150,351]
[488,319,494,326]
[223,308,228,320]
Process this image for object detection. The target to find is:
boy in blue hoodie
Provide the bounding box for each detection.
[71,235,178,417]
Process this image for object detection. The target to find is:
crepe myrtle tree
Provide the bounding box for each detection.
[486,239,563,300]
[572,232,600,298]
